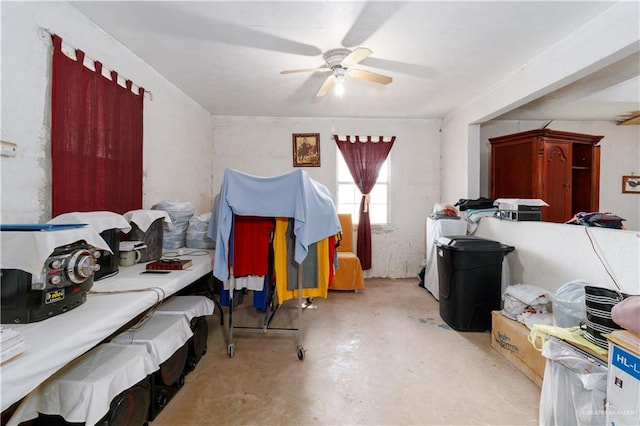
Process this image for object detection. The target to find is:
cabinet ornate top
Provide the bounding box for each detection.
[489,129,604,145]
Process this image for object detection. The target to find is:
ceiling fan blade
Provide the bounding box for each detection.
[342,47,372,66]
[315,75,336,97]
[341,2,405,48]
[616,110,640,125]
[72,2,323,57]
[280,67,330,75]
[348,68,392,85]
[618,114,640,125]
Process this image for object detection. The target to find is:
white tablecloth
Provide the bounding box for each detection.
[154,295,215,322]
[424,217,467,300]
[1,251,214,413]
[7,343,158,425]
[123,209,172,232]
[0,228,112,277]
[48,211,132,234]
[112,314,193,365]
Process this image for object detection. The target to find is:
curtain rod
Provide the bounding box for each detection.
[334,135,396,143]
[40,27,153,100]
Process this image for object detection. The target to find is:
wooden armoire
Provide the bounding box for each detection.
[489,129,603,223]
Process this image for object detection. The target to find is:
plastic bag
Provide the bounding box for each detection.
[152,201,195,249]
[186,213,215,249]
[502,284,551,320]
[553,280,588,328]
[539,338,607,426]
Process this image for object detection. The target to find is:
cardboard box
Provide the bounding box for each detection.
[605,330,640,426]
[491,310,546,387]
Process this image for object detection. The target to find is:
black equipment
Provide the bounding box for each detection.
[34,377,151,426]
[93,228,120,281]
[1,241,99,324]
[95,376,151,426]
[185,316,208,374]
[148,344,188,421]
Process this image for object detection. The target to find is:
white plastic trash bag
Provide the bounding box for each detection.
[186,213,214,249]
[553,280,588,328]
[151,201,195,249]
[539,338,607,426]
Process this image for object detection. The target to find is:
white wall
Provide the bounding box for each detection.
[0,1,214,223]
[441,2,639,203]
[475,217,640,296]
[479,120,640,230]
[439,2,640,297]
[2,1,636,281]
[211,116,441,278]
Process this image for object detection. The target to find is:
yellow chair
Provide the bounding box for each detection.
[332,214,364,291]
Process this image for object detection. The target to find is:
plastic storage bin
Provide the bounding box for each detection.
[436,235,514,331]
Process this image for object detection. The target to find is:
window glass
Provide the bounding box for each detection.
[337,153,389,225]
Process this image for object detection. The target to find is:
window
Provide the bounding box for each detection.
[337,152,389,224]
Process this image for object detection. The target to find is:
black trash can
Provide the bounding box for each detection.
[436,236,514,331]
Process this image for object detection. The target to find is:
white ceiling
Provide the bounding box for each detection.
[69,1,639,121]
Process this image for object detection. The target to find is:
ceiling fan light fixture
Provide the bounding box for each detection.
[281,47,391,98]
[333,67,346,96]
[334,66,346,84]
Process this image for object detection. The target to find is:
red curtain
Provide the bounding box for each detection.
[334,135,395,270]
[51,34,144,217]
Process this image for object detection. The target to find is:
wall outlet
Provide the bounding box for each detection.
[1,141,17,157]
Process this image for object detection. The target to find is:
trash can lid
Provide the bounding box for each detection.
[436,235,514,252]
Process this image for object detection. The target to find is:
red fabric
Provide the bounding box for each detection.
[51,34,144,217]
[328,235,335,287]
[334,135,395,270]
[233,215,275,276]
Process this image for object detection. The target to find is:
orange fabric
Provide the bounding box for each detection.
[337,214,353,252]
[333,214,364,290]
[333,252,364,291]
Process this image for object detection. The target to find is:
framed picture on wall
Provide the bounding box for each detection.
[292,133,320,167]
[622,175,640,193]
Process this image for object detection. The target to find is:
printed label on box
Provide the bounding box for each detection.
[612,345,640,381]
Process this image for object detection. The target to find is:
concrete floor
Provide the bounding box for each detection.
[151,278,540,425]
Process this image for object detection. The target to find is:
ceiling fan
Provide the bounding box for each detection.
[280,47,392,97]
[617,110,640,125]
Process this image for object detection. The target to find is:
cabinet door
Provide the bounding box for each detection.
[541,141,572,222]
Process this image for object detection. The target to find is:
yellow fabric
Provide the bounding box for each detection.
[273,217,330,304]
[528,324,609,358]
[337,214,353,252]
[273,218,289,305]
[287,237,329,301]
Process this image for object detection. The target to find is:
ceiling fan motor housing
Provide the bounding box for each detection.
[323,48,351,68]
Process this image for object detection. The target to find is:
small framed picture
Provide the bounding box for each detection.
[622,175,640,194]
[292,133,320,167]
